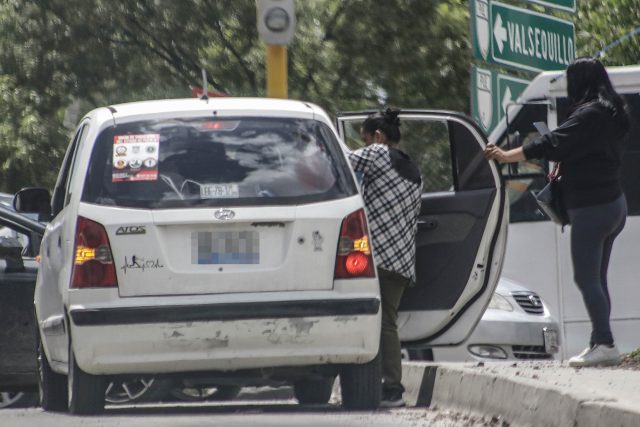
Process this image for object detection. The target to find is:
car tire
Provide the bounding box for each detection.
[293,377,334,405]
[339,352,381,410]
[170,385,241,402]
[37,336,67,412]
[68,345,106,415]
[105,377,174,404]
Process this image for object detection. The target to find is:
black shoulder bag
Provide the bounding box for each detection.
[534,162,569,227]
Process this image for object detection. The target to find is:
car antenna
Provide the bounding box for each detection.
[200,68,209,103]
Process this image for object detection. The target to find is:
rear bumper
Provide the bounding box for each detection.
[68,297,381,375]
[69,298,380,326]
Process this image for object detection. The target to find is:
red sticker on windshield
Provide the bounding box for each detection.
[112,134,160,182]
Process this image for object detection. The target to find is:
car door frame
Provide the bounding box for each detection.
[336,109,508,347]
[0,205,46,389]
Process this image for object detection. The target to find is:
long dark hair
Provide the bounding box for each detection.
[566,57,629,126]
[362,107,401,143]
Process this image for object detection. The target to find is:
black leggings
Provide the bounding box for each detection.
[568,195,627,346]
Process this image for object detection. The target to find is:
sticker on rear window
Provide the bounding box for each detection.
[112,134,160,182]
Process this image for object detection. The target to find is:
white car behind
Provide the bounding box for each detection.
[430,278,560,362]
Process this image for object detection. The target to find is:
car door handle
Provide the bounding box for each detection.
[418,218,438,230]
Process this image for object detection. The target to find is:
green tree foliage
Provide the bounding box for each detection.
[0,0,636,192]
[576,0,640,64]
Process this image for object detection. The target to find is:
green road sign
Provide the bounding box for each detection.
[471,0,491,63]
[471,66,530,135]
[496,73,530,123]
[471,1,576,72]
[490,1,575,72]
[525,0,575,13]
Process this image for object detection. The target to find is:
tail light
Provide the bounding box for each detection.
[71,216,118,289]
[334,209,376,279]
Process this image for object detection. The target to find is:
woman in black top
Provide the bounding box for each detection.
[484,57,630,367]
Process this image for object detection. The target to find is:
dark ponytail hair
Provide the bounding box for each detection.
[566,57,629,127]
[362,107,401,143]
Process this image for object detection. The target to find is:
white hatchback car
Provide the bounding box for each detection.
[17,99,508,414]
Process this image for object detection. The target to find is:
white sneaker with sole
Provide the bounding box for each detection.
[568,344,621,367]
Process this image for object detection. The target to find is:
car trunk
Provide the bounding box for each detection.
[105,204,345,297]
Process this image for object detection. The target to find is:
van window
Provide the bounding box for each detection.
[497,102,548,222]
[558,94,640,216]
[82,117,357,209]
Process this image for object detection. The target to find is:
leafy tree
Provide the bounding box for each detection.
[576,0,640,64]
[1,0,635,192]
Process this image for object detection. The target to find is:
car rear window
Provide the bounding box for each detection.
[82,117,357,208]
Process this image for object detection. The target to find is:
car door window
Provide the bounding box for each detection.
[51,123,87,216]
[337,111,506,345]
[0,224,35,266]
[496,103,548,223]
[64,123,89,207]
[341,117,454,193]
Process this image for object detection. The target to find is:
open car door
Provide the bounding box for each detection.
[337,110,508,347]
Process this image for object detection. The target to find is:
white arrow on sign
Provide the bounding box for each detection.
[493,13,507,54]
[502,85,513,115]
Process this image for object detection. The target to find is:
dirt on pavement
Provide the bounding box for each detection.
[617,348,640,370]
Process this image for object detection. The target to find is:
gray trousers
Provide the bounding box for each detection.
[378,268,409,393]
[568,194,627,346]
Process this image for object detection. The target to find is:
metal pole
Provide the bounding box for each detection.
[266,44,287,99]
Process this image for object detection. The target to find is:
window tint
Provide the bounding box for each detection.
[342,118,454,193]
[497,102,548,223]
[450,120,494,191]
[82,117,356,209]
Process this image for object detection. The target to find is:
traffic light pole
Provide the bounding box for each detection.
[266,44,287,98]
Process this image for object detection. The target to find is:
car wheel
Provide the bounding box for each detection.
[170,385,241,402]
[105,378,173,404]
[339,352,381,410]
[68,345,106,415]
[0,392,38,409]
[293,377,334,405]
[37,336,67,412]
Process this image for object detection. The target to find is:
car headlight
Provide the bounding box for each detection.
[468,345,508,359]
[487,293,514,311]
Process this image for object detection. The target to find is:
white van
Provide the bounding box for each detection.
[489,65,640,359]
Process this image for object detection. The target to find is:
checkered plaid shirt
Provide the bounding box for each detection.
[349,144,423,282]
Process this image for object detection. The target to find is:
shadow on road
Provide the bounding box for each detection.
[105,401,345,416]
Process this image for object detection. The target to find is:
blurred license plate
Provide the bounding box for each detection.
[192,231,259,264]
[543,327,559,354]
[200,184,239,199]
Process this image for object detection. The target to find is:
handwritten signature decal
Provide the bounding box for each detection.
[120,255,164,274]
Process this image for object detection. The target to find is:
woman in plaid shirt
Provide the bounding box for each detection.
[348,108,422,408]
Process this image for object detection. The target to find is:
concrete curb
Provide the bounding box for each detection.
[402,362,640,427]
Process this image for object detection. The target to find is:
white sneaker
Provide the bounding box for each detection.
[568,344,621,367]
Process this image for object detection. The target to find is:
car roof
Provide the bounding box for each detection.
[102,97,326,122]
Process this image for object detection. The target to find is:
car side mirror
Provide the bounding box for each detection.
[14,187,52,221]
